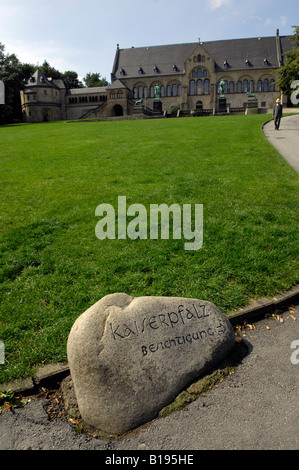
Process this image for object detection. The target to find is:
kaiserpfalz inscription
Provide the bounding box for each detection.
[109,303,209,341]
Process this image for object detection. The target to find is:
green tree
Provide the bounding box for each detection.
[83,72,109,87]
[0,43,34,123]
[62,70,84,89]
[39,60,62,80]
[276,26,299,99]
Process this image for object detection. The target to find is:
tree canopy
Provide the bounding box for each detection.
[83,72,109,88]
[39,61,84,89]
[276,26,299,100]
[0,43,35,123]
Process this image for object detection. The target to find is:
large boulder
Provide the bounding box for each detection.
[67,293,235,434]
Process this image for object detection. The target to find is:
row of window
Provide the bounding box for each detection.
[133,84,182,99]
[191,68,208,78]
[110,92,123,99]
[69,95,107,104]
[189,79,210,95]
[189,78,275,95]
[217,78,275,94]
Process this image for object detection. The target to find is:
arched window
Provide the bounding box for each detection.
[250,80,254,92]
[203,69,207,77]
[197,79,202,95]
[177,84,181,96]
[243,80,248,93]
[143,87,148,98]
[269,79,275,91]
[150,86,154,98]
[192,70,197,78]
[257,80,262,92]
[237,81,242,93]
[197,68,202,78]
[138,86,143,98]
[229,81,234,93]
[190,80,195,95]
[204,79,210,94]
[172,84,177,96]
[166,85,171,96]
[160,85,165,97]
[264,79,269,92]
[133,87,137,99]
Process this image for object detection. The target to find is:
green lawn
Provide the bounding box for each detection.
[0,115,298,383]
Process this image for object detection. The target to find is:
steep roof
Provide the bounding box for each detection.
[25,69,67,89]
[68,86,107,95]
[113,43,196,78]
[202,35,292,71]
[106,79,128,90]
[113,35,293,78]
[26,69,57,87]
[52,78,65,89]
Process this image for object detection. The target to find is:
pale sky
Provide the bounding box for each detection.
[0,0,296,83]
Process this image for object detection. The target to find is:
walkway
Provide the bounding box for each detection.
[263,114,299,173]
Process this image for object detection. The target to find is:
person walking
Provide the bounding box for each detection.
[273,98,283,130]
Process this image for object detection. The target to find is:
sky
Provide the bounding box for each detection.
[0,0,297,83]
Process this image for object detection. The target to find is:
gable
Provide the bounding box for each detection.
[184,43,215,73]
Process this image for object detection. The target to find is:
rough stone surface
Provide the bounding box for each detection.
[67,293,235,434]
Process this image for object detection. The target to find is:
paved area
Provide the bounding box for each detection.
[263,114,299,173]
[0,305,298,450]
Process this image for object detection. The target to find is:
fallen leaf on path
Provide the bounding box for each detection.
[69,418,79,425]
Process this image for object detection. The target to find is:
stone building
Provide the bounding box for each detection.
[20,29,293,122]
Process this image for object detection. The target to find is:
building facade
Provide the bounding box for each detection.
[20,30,293,123]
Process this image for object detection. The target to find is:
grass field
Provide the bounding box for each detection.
[0,114,298,383]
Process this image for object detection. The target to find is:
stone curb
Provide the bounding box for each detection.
[1,286,298,396]
[228,285,299,325]
[0,363,70,396]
